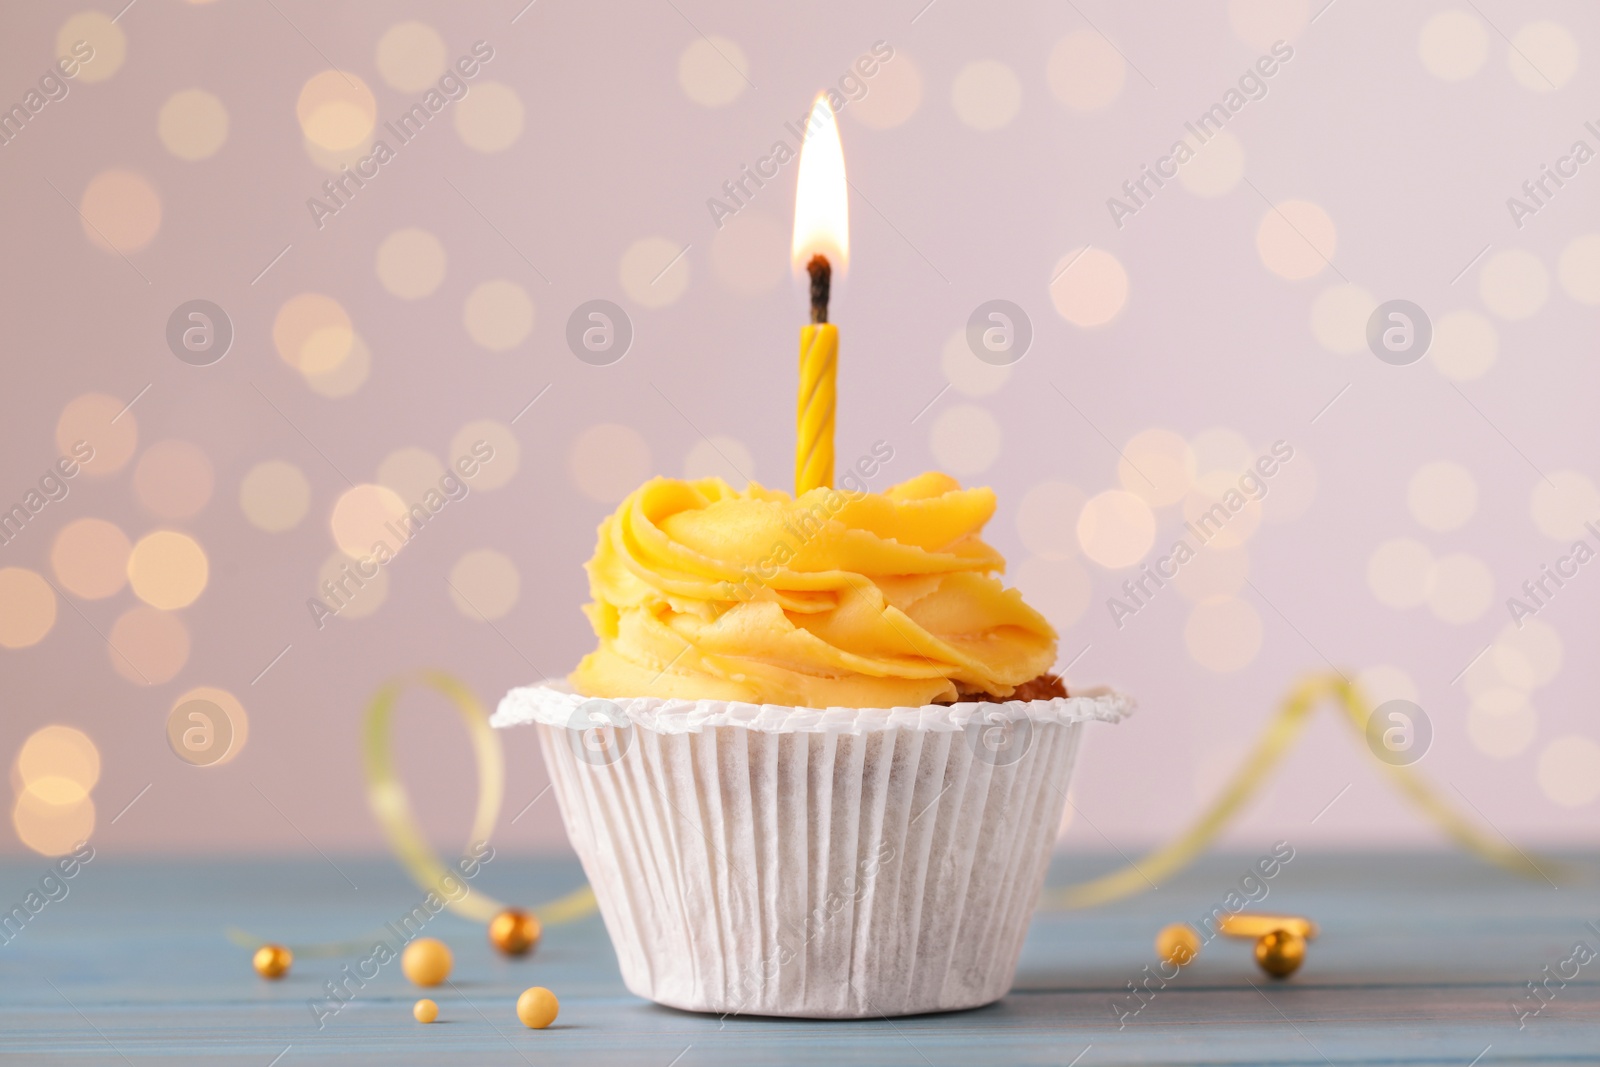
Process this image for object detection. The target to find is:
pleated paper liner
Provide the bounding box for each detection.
[493,684,1131,1018]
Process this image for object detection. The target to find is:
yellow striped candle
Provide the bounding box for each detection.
[796,319,837,493]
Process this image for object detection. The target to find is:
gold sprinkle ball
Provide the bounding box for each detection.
[1254,928,1307,979]
[489,908,542,957]
[413,998,439,1024]
[401,937,454,987]
[252,944,293,980]
[1155,923,1202,967]
[516,986,559,1029]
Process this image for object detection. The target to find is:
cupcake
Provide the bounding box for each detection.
[494,470,1129,1017]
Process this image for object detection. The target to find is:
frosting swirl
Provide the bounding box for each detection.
[570,472,1058,708]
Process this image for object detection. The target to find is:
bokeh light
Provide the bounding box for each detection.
[1492,619,1563,690]
[56,11,125,83]
[304,334,372,398]
[677,36,750,107]
[1119,429,1196,507]
[15,725,100,805]
[1047,32,1124,112]
[463,279,534,351]
[1418,10,1488,80]
[171,685,250,765]
[1429,310,1498,380]
[240,460,311,532]
[1530,470,1599,541]
[1468,688,1536,760]
[1478,249,1548,320]
[619,237,691,308]
[453,82,524,152]
[951,60,1022,131]
[56,392,138,477]
[13,789,95,857]
[849,51,922,130]
[1256,200,1336,280]
[330,484,408,559]
[1077,490,1156,569]
[449,549,521,620]
[296,70,376,151]
[376,228,447,300]
[127,531,209,610]
[133,440,214,520]
[108,605,190,685]
[375,22,448,92]
[1310,283,1377,354]
[1049,247,1128,327]
[1508,22,1579,92]
[1557,234,1600,304]
[0,568,57,649]
[1536,737,1600,807]
[79,169,161,254]
[51,518,132,599]
[158,89,229,160]
[273,293,354,375]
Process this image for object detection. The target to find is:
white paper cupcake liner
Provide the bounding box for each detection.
[493,683,1131,1018]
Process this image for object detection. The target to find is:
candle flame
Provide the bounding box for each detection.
[791,94,849,274]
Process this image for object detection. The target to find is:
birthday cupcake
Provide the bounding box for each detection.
[494,470,1130,1018]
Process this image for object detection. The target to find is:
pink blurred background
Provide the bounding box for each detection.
[1,0,1596,859]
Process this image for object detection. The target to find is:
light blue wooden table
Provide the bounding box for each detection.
[2,851,1595,1065]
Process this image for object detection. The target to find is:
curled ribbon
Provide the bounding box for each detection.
[1044,671,1575,909]
[228,670,595,955]
[234,669,1570,955]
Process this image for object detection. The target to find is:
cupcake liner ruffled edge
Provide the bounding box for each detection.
[492,681,1134,735]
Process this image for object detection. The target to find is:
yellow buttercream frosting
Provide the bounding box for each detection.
[569,471,1059,708]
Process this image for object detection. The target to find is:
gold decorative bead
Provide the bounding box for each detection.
[252,944,293,980]
[489,909,541,957]
[401,937,453,987]
[1254,929,1307,979]
[1155,923,1202,967]
[516,986,559,1029]
[413,998,439,1024]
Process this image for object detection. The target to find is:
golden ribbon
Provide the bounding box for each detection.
[1045,671,1572,909]
[228,671,594,955]
[234,668,1569,955]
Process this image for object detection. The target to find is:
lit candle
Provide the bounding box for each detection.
[792,94,849,496]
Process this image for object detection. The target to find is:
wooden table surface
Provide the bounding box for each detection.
[2,851,1595,1065]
